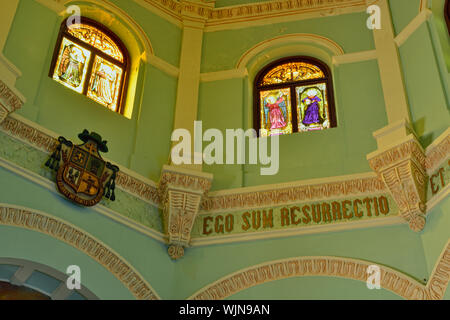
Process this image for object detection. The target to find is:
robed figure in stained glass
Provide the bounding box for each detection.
[302,90,323,126]
[264,94,287,130]
[58,45,86,87]
[90,62,116,106]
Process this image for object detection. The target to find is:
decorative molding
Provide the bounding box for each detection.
[159,165,212,259]
[202,173,386,213]
[0,204,160,300]
[0,80,24,124]
[395,9,432,47]
[189,240,450,300]
[236,33,345,70]
[425,128,450,174]
[368,135,428,232]
[136,0,366,32]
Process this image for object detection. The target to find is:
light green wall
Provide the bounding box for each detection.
[398,23,450,147]
[0,226,133,299]
[420,197,450,278]
[389,0,421,36]
[201,12,375,73]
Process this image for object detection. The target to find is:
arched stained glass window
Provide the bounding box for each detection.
[49,17,129,114]
[254,57,337,137]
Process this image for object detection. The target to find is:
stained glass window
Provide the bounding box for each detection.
[50,17,129,114]
[254,57,336,136]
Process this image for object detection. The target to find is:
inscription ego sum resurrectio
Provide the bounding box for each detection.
[202,196,390,236]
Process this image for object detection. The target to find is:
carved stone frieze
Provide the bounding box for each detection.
[368,135,427,232]
[0,80,24,124]
[159,165,212,259]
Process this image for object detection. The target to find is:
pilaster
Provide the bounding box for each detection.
[368,0,411,124]
[170,1,213,171]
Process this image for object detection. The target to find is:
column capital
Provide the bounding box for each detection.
[367,133,427,232]
[159,165,213,259]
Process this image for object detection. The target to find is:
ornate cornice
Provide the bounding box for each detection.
[0,80,24,124]
[202,175,386,213]
[425,129,450,174]
[138,0,366,29]
[190,240,450,300]
[0,205,160,300]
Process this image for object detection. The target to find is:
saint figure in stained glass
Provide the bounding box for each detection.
[58,44,86,87]
[265,94,287,130]
[302,89,323,125]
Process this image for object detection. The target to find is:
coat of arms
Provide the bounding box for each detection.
[45,130,119,207]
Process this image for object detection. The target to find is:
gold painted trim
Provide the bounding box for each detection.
[189,240,450,300]
[0,204,160,300]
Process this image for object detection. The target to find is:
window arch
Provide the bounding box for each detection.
[254,56,337,137]
[49,17,130,114]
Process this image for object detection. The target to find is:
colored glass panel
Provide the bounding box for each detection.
[68,24,124,62]
[260,88,292,137]
[53,37,92,94]
[87,56,123,111]
[261,62,325,86]
[296,83,331,132]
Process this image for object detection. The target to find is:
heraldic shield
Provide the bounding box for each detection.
[45,130,119,207]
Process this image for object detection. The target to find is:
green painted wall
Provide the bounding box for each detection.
[202,12,374,73]
[420,197,450,278]
[0,226,133,299]
[398,23,450,147]
[389,0,421,36]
